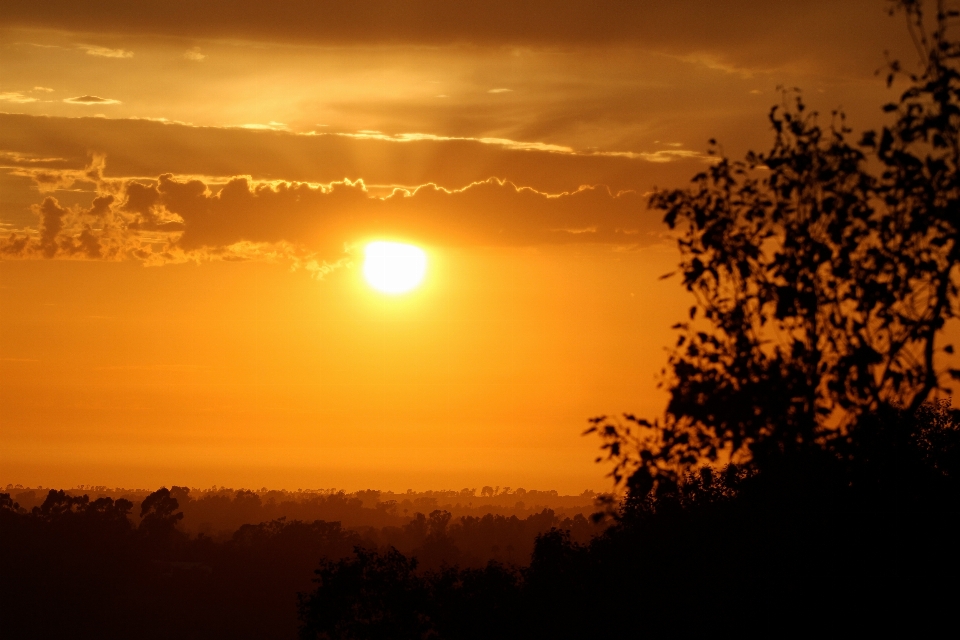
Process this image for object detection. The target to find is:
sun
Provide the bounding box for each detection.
[362,241,428,294]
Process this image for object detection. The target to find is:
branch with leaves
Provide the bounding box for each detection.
[589,0,960,497]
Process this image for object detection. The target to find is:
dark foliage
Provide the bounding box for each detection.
[588,0,960,498]
[0,486,595,639]
[0,487,363,639]
[297,547,527,640]
[299,548,431,639]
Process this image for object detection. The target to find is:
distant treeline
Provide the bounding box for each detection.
[0,486,602,639]
[4,485,598,535]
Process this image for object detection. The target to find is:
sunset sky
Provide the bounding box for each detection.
[0,1,918,492]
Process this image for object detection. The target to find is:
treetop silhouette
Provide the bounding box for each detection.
[589,0,960,496]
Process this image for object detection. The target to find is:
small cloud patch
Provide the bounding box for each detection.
[184,47,206,61]
[239,121,288,131]
[81,45,133,58]
[32,87,55,93]
[488,88,513,94]
[64,95,121,105]
[0,92,37,103]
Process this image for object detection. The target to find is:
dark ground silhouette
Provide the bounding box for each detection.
[0,487,600,639]
[3,408,957,639]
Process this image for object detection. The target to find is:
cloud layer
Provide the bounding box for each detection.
[0,0,905,70]
[0,158,659,270]
[0,113,706,195]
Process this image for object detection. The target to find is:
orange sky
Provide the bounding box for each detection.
[0,1,919,492]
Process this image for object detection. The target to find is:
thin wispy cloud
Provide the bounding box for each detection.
[333,131,710,162]
[0,150,68,165]
[597,149,709,163]
[238,121,288,131]
[63,95,121,104]
[80,45,133,58]
[0,91,37,103]
[336,131,576,154]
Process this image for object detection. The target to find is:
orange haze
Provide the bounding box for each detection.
[0,1,917,492]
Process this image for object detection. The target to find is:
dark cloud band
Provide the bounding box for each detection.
[0,160,660,270]
[1,0,900,71]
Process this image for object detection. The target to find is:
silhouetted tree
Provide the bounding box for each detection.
[590,0,960,496]
[139,487,185,554]
[0,493,23,522]
[298,547,428,640]
[426,562,521,640]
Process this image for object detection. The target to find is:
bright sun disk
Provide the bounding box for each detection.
[362,241,427,294]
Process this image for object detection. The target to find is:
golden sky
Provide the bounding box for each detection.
[0,1,917,492]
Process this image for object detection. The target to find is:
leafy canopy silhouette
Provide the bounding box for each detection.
[589,0,960,496]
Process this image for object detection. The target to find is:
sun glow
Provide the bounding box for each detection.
[362,241,428,294]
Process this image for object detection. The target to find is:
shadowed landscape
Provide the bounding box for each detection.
[0,486,601,638]
[4,1,960,637]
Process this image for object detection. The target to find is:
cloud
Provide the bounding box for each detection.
[63,95,121,104]
[0,159,662,270]
[238,122,288,131]
[32,86,55,92]
[488,88,513,94]
[331,131,712,162]
[0,1,911,75]
[184,47,205,61]
[0,113,709,196]
[0,157,122,260]
[0,91,38,103]
[0,150,68,166]
[80,44,133,58]
[1,192,125,261]
[599,149,710,163]
[3,152,120,192]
